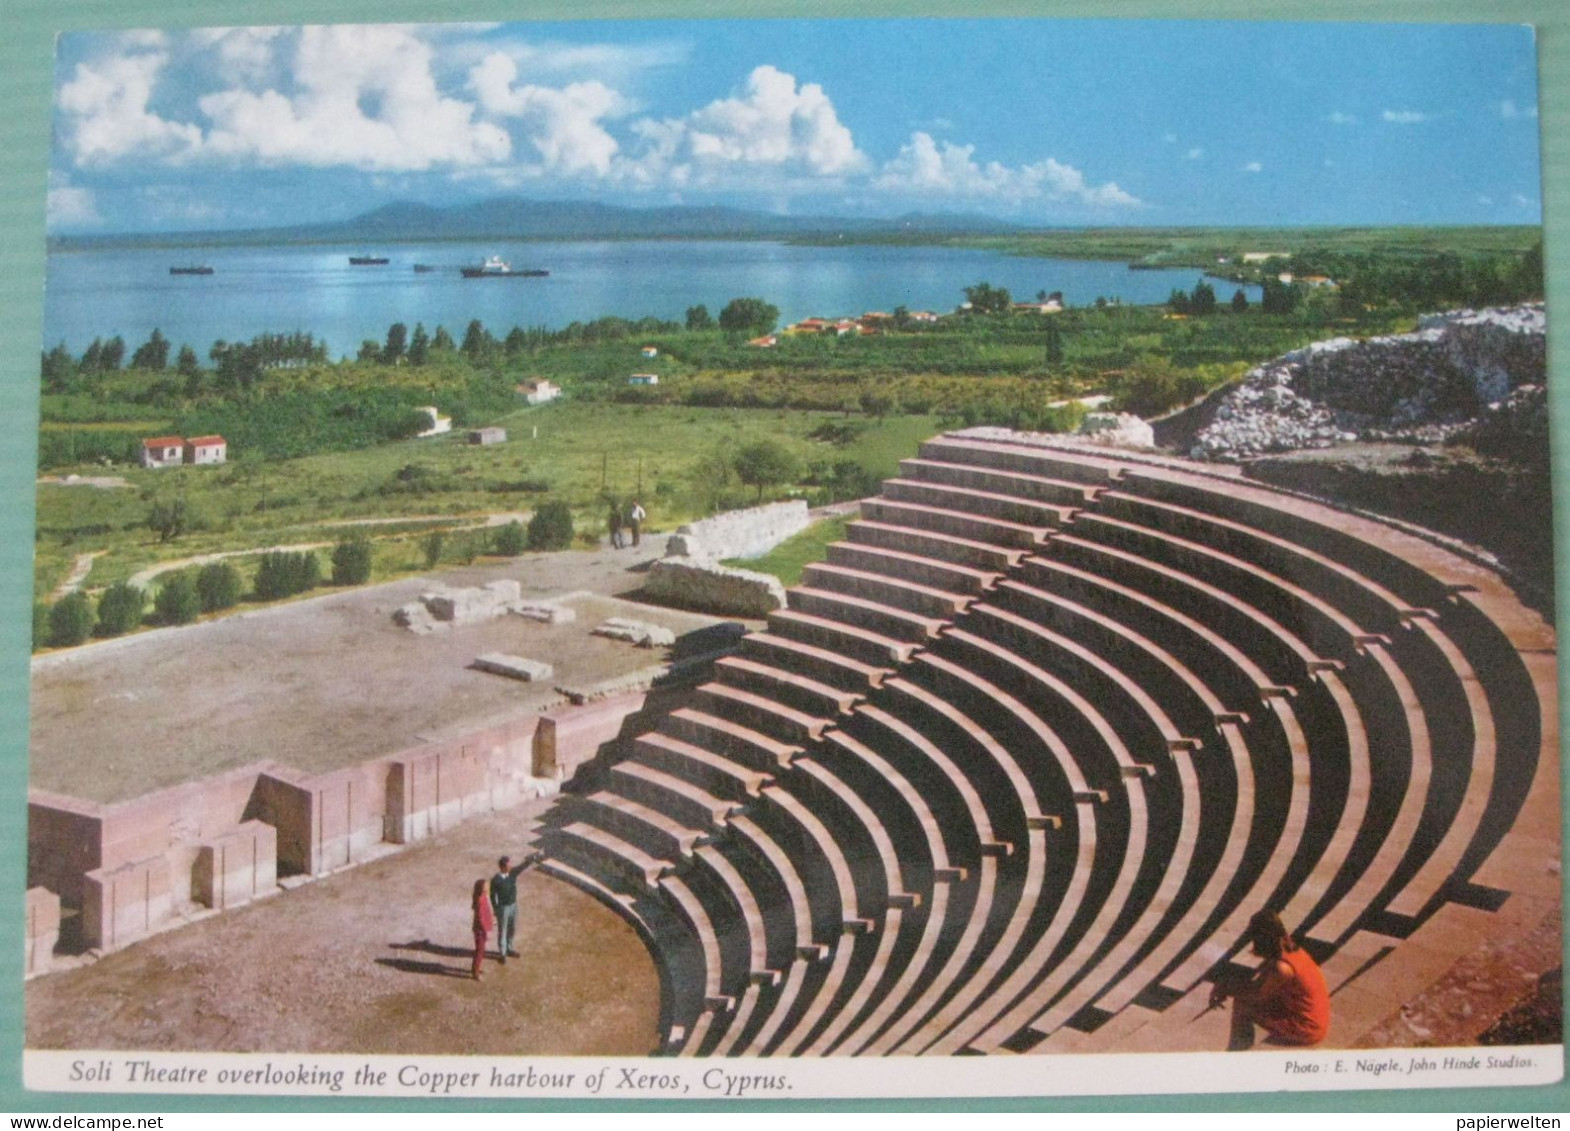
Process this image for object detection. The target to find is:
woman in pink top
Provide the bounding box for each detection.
[470,878,495,981]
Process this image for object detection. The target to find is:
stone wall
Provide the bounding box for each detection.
[25,691,646,963]
[1193,304,1546,461]
[665,500,811,562]
[643,558,788,617]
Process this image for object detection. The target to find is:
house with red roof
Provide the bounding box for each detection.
[141,436,185,469]
[184,435,227,466]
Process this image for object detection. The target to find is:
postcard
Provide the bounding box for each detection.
[11,11,1565,1108]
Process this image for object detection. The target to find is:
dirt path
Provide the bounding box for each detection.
[125,512,536,588]
[49,551,105,600]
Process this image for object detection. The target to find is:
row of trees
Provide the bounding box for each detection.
[35,560,245,648]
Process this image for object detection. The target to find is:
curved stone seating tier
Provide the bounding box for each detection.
[880,477,1082,529]
[713,655,862,721]
[1114,467,1476,611]
[897,456,1104,508]
[1048,507,1497,942]
[1092,491,1422,635]
[845,519,1027,572]
[787,586,949,644]
[738,631,893,694]
[916,435,1124,487]
[859,498,1048,552]
[802,562,976,621]
[528,433,1553,1057]
[633,731,773,801]
[825,540,1000,596]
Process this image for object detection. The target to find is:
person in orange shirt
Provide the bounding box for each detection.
[1209,910,1331,1049]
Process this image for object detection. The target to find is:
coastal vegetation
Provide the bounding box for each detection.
[31,226,1544,648]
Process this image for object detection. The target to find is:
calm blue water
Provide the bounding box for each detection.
[43,240,1257,359]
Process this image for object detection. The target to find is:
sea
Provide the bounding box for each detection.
[42,239,1258,360]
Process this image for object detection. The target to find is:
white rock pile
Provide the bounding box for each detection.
[1193,304,1545,462]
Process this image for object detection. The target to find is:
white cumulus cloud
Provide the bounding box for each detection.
[1382,109,1430,124]
[1242,161,1263,173]
[1326,111,1359,125]
[57,37,203,165]
[199,26,511,171]
[624,65,868,184]
[470,52,626,176]
[874,132,1138,209]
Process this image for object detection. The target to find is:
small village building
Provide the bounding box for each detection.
[1242,251,1290,263]
[908,310,941,323]
[640,346,659,358]
[746,335,777,348]
[416,406,452,438]
[1013,298,1063,314]
[517,379,562,405]
[468,427,507,445]
[184,435,227,466]
[141,436,185,469]
[628,373,660,386]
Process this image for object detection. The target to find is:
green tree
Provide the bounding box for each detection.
[1189,280,1217,315]
[331,537,374,585]
[526,501,575,551]
[131,328,171,370]
[431,325,456,353]
[196,561,242,612]
[492,520,527,556]
[732,439,801,502]
[154,572,202,625]
[41,343,75,393]
[147,497,189,543]
[95,581,146,637]
[1261,277,1301,315]
[254,550,320,601]
[420,530,446,569]
[1043,320,1065,367]
[718,297,780,339]
[1231,289,1249,313]
[685,304,714,331]
[963,282,1013,314]
[176,344,201,379]
[381,322,408,365]
[462,319,491,361]
[408,323,430,366]
[48,592,95,647]
[100,336,126,371]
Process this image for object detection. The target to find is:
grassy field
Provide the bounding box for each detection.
[726,513,854,587]
[33,401,940,602]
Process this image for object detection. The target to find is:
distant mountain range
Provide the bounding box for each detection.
[51,197,1027,249]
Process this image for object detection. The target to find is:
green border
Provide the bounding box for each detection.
[1,0,1564,1114]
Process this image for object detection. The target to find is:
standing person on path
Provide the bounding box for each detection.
[1208,910,1330,1049]
[607,501,625,550]
[470,878,494,981]
[489,854,533,965]
[628,500,646,548]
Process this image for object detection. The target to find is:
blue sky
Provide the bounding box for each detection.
[47,19,1544,233]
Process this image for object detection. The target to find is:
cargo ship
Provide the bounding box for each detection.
[460,255,548,278]
[349,255,390,265]
[169,265,214,275]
